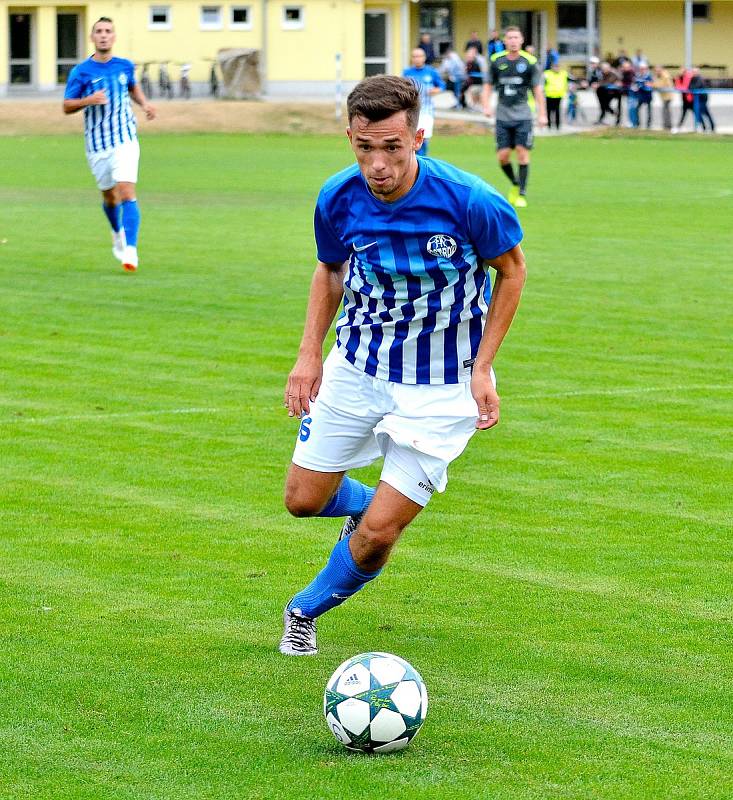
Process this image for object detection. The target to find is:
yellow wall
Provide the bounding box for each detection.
[601,0,733,72]
[266,0,363,81]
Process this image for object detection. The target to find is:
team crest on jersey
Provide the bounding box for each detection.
[427,234,457,259]
[516,62,527,73]
[119,72,128,85]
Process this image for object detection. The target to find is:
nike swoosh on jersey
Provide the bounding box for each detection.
[353,241,378,252]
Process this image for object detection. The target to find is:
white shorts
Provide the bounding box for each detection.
[418,112,434,140]
[86,139,140,191]
[292,348,490,506]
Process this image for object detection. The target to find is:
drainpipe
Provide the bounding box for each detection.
[261,0,268,95]
[684,0,692,69]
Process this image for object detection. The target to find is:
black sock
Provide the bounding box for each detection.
[501,163,517,185]
[518,164,529,195]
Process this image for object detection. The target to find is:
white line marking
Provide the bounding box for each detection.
[1,407,219,426]
[1,384,731,427]
[513,384,732,401]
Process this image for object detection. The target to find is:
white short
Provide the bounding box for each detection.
[86,139,140,191]
[418,112,434,140]
[292,348,490,506]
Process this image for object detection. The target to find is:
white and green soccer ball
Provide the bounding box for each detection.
[323,652,428,753]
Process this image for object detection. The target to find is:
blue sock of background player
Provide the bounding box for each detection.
[121,199,141,246]
[102,202,122,233]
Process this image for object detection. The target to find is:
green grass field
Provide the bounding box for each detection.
[1,131,731,800]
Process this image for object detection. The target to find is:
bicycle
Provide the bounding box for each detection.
[158,61,174,99]
[139,62,153,98]
[178,63,192,99]
[205,58,219,98]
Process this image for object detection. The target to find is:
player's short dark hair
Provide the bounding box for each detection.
[504,25,523,36]
[347,75,420,131]
[91,16,114,32]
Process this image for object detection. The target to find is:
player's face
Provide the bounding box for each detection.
[504,31,523,53]
[411,49,426,68]
[347,112,423,203]
[91,22,116,53]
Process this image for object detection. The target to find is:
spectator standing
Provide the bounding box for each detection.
[689,68,715,132]
[619,59,636,126]
[674,67,695,131]
[418,33,436,65]
[652,65,674,131]
[465,30,483,55]
[543,60,569,129]
[593,62,621,125]
[403,47,446,155]
[632,61,653,128]
[487,30,504,57]
[544,45,559,71]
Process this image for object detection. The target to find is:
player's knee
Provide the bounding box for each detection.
[283,486,322,518]
[356,516,403,558]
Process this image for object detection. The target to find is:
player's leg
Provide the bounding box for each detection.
[88,149,126,263]
[113,140,141,271]
[514,121,533,207]
[495,123,518,204]
[281,455,428,655]
[284,463,373,520]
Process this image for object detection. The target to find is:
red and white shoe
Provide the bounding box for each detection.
[121,245,138,273]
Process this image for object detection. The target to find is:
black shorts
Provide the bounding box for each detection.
[495,119,534,150]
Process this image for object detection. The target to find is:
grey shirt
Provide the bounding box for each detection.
[488,50,541,122]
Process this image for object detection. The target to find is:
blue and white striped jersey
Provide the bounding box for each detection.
[64,57,137,154]
[314,156,522,385]
[403,66,446,118]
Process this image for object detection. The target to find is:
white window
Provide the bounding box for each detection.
[149,5,171,29]
[281,5,304,30]
[200,5,223,29]
[230,5,252,29]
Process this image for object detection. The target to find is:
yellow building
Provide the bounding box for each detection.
[1,0,731,96]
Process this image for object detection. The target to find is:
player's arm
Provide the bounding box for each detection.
[472,244,526,430]
[284,259,347,418]
[63,91,107,114]
[129,83,156,120]
[532,72,548,126]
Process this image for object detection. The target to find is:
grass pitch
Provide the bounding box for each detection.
[1,131,732,800]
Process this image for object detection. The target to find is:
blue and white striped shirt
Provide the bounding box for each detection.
[314,157,522,385]
[403,66,446,118]
[64,57,137,154]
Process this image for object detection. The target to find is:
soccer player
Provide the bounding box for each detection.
[279,75,527,656]
[63,17,155,272]
[482,26,547,208]
[403,48,445,156]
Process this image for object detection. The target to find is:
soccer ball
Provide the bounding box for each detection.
[323,652,428,753]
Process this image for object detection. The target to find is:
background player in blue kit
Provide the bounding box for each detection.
[403,48,445,156]
[279,75,527,656]
[63,17,155,272]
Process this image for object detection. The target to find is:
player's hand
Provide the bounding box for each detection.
[471,369,500,430]
[483,107,493,118]
[538,113,549,127]
[284,352,323,418]
[87,89,108,106]
[143,102,157,120]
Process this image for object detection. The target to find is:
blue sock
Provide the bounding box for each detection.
[319,476,375,517]
[102,203,121,233]
[289,537,381,618]
[121,200,141,247]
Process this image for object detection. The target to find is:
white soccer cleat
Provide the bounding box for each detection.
[279,603,317,656]
[338,510,365,542]
[121,245,138,273]
[112,229,127,261]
